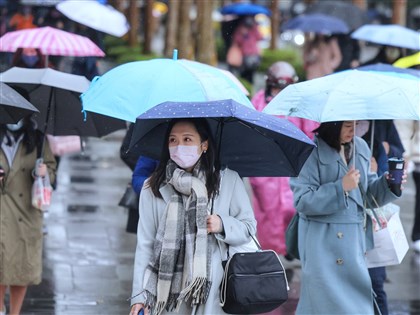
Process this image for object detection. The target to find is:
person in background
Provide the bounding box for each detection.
[290,121,404,315]
[249,61,318,259]
[12,47,47,69]
[119,124,158,234]
[394,120,420,253]
[8,5,36,31]
[303,33,342,80]
[230,15,263,83]
[0,117,57,315]
[335,33,361,71]
[129,118,256,315]
[361,45,403,66]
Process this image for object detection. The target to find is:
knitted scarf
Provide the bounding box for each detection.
[143,160,212,314]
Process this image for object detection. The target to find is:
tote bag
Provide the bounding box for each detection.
[366,203,409,268]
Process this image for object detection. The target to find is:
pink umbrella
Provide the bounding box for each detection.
[0,26,105,57]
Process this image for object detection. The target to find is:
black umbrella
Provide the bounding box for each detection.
[0,82,39,124]
[305,0,368,31]
[0,67,126,137]
[129,100,315,178]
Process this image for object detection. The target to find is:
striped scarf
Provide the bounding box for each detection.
[143,160,212,314]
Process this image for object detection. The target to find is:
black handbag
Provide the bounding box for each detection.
[118,184,139,209]
[285,213,300,260]
[219,235,289,314]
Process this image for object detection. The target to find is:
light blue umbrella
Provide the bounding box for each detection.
[351,24,420,50]
[81,53,253,123]
[263,69,420,122]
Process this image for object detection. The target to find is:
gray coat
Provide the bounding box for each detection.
[131,168,257,315]
[290,136,398,315]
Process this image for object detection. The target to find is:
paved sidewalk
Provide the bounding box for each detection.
[12,132,420,315]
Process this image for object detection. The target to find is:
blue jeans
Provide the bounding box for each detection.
[369,267,388,315]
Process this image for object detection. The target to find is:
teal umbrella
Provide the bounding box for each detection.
[81,53,253,123]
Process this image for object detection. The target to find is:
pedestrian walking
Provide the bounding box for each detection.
[303,33,342,80]
[249,61,318,257]
[228,15,263,83]
[395,119,420,253]
[290,121,404,315]
[129,118,257,315]
[0,117,57,315]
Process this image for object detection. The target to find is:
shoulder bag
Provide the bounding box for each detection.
[219,234,289,314]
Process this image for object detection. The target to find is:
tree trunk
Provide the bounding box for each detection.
[178,0,193,59]
[392,0,407,26]
[270,0,279,49]
[164,0,180,58]
[128,0,139,47]
[196,0,215,65]
[143,0,153,54]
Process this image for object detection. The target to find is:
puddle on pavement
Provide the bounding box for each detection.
[67,205,98,213]
[70,176,95,183]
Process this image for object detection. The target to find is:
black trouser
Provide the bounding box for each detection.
[412,171,420,242]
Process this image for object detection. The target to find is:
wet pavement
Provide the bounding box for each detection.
[3,131,416,315]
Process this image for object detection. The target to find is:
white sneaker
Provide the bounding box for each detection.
[0,305,6,315]
[412,240,420,253]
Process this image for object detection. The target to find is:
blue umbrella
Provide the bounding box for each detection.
[263,69,420,122]
[129,99,315,177]
[351,24,420,50]
[81,55,253,123]
[357,63,420,78]
[282,13,350,35]
[220,3,271,16]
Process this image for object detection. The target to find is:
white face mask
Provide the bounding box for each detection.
[6,120,24,132]
[169,145,202,169]
[355,120,370,137]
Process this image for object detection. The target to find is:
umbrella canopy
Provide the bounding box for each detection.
[0,26,105,57]
[220,3,271,16]
[56,0,130,37]
[20,0,62,5]
[351,24,420,51]
[282,13,350,35]
[129,99,315,177]
[0,67,125,137]
[81,57,254,123]
[305,0,367,30]
[357,63,420,78]
[0,82,39,124]
[393,52,420,69]
[262,69,420,122]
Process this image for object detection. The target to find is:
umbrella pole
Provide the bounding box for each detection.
[40,88,54,158]
[353,120,356,168]
[370,120,375,153]
[216,119,225,170]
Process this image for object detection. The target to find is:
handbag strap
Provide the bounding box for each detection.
[209,191,262,260]
[358,183,382,228]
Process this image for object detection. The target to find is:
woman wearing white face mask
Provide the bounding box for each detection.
[129,118,257,315]
[0,117,57,315]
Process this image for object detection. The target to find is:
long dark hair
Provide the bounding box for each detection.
[314,121,343,152]
[12,48,46,68]
[0,116,42,155]
[147,118,220,200]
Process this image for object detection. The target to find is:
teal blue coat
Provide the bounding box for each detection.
[290,136,398,315]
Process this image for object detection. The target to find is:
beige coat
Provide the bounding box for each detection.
[0,135,57,285]
[394,120,420,165]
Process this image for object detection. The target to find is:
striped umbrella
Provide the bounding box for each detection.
[0,26,105,57]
